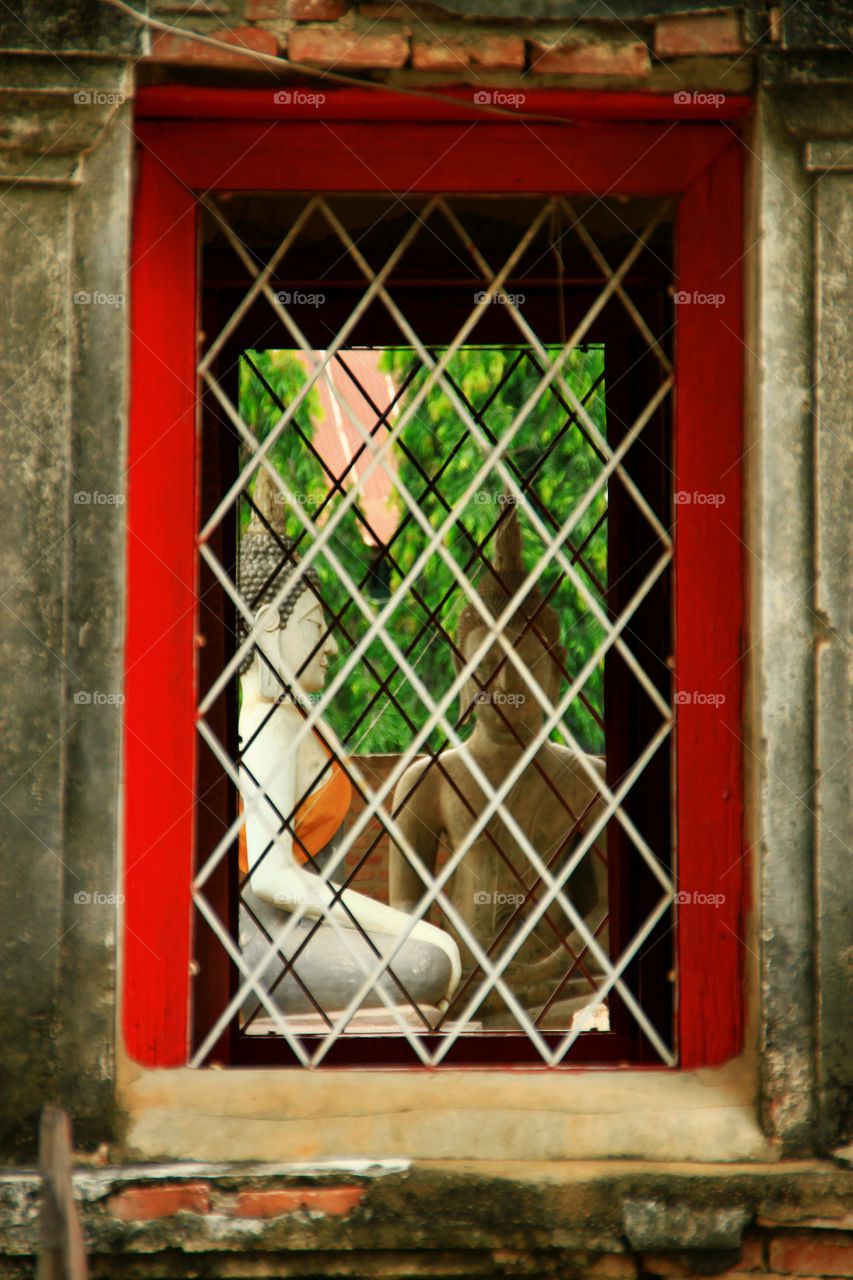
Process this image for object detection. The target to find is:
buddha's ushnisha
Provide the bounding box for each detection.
[237,467,460,1022]
[390,497,608,1029]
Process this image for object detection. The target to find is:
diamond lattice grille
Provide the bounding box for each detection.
[191,193,677,1068]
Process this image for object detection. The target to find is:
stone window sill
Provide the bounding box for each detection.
[118,1052,773,1164]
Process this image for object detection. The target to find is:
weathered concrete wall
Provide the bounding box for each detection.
[0,0,138,53]
[0,56,133,1158]
[752,87,853,1155]
[809,142,853,1155]
[749,91,819,1156]
[0,152,74,1162]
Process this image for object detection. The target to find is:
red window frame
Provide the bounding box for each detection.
[124,87,748,1071]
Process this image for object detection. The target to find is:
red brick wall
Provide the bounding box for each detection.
[640,1230,853,1280]
[145,1,750,90]
[96,1189,853,1280]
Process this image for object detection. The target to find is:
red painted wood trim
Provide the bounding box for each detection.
[136,121,733,197]
[135,85,752,124]
[125,97,747,1068]
[674,139,745,1068]
[124,147,199,1067]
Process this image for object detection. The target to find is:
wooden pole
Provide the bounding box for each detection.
[37,1106,88,1280]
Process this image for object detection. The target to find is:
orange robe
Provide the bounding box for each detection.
[238,739,352,875]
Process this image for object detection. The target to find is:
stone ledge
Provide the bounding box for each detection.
[1,1159,851,1261]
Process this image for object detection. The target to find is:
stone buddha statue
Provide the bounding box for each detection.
[237,469,460,1025]
[389,499,608,1030]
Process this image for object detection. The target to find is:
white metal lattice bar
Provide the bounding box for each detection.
[560,196,674,376]
[198,196,442,546]
[552,892,674,1065]
[199,195,669,751]
[195,194,676,1064]
[191,719,438,1066]
[435,195,674,552]
[199,432,672,895]
[199,426,674,909]
[191,888,312,1067]
[430,715,674,1065]
[197,195,323,376]
[291,200,674,737]
[313,198,674,715]
[196,202,581,716]
[192,396,671,1049]
[196,513,673,1063]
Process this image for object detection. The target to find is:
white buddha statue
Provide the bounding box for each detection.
[237,469,460,1026]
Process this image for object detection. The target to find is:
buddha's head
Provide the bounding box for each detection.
[238,469,338,700]
[454,498,564,741]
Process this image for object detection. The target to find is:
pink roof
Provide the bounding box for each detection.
[298,350,401,547]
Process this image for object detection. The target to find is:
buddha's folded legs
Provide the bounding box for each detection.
[239,887,454,1019]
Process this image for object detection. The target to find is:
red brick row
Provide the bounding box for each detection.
[107,1182,365,1220]
[148,8,745,71]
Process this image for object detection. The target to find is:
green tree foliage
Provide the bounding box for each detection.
[238,345,607,756]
